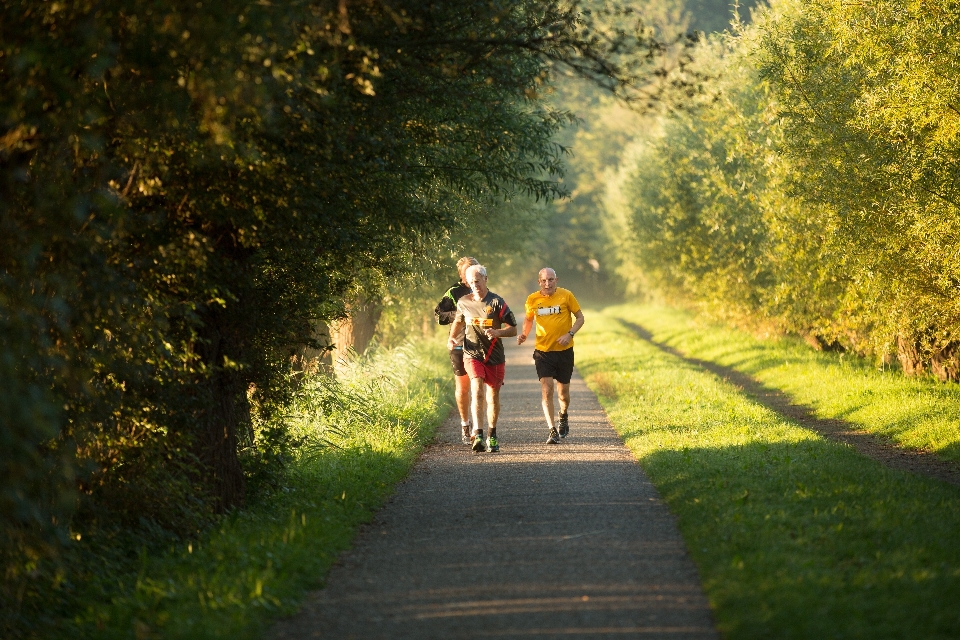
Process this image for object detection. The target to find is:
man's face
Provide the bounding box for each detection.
[467,270,488,297]
[538,270,558,296]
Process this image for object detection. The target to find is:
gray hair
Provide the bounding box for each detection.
[467,264,487,278]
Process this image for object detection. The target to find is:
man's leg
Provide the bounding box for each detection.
[540,377,556,429]
[470,376,487,451]
[556,381,570,415]
[455,373,471,440]
[557,381,571,437]
[541,377,560,443]
[485,384,501,451]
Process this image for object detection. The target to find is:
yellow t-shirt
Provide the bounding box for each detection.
[524,287,581,352]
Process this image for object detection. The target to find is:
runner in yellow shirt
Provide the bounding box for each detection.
[517,268,585,444]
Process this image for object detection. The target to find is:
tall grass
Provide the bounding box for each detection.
[63,338,451,639]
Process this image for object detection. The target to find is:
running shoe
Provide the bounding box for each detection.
[558,414,569,438]
[461,425,471,445]
[546,428,560,444]
[487,435,499,452]
[472,432,486,452]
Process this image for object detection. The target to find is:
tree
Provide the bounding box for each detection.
[2,1,676,626]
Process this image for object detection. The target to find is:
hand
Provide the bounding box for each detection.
[484,328,498,340]
[517,333,527,345]
[557,332,572,347]
[447,335,458,349]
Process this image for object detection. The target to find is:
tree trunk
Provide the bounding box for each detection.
[898,333,960,382]
[292,321,334,374]
[203,366,247,511]
[421,312,433,338]
[195,321,248,513]
[330,294,382,362]
[897,334,925,377]
[931,342,960,382]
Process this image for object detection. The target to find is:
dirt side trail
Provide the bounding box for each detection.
[270,341,718,639]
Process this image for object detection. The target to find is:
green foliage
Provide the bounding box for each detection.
[599,0,960,379]
[41,339,449,638]
[538,78,647,300]
[576,307,960,638]
[1,0,680,634]
[755,0,960,368]
[610,29,805,321]
[529,0,761,302]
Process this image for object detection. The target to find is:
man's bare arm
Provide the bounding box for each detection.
[447,318,465,349]
[517,316,534,345]
[557,310,584,347]
[498,323,518,338]
[571,309,585,334]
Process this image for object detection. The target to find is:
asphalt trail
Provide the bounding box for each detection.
[270,341,718,639]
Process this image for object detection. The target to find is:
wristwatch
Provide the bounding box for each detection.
[568,330,575,337]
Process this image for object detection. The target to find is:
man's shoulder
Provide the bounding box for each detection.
[485,291,508,305]
[447,282,470,297]
[525,290,549,308]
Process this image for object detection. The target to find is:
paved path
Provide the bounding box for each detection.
[271,342,718,639]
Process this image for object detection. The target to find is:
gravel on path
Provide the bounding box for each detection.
[270,341,718,639]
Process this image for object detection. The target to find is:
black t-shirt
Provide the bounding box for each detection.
[435,282,472,346]
[434,282,471,325]
[455,291,517,365]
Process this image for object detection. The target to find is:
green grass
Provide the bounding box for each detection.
[576,309,960,639]
[603,303,960,463]
[66,339,452,639]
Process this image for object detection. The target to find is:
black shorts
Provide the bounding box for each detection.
[533,348,574,384]
[450,347,467,377]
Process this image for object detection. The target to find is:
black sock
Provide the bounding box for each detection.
[560,412,568,419]
[489,427,497,439]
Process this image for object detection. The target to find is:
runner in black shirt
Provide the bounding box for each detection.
[434,257,479,443]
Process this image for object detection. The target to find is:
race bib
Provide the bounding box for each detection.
[536,305,562,316]
[468,318,494,327]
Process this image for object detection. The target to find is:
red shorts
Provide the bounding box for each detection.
[465,358,505,389]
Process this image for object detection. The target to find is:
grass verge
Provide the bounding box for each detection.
[602,303,960,464]
[576,309,960,638]
[66,339,452,639]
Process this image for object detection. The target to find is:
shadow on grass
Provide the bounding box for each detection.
[68,445,422,640]
[618,319,960,488]
[635,436,960,639]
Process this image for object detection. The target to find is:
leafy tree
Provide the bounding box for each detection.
[600,0,960,380]
[2,0,676,630]
[756,0,960,373]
